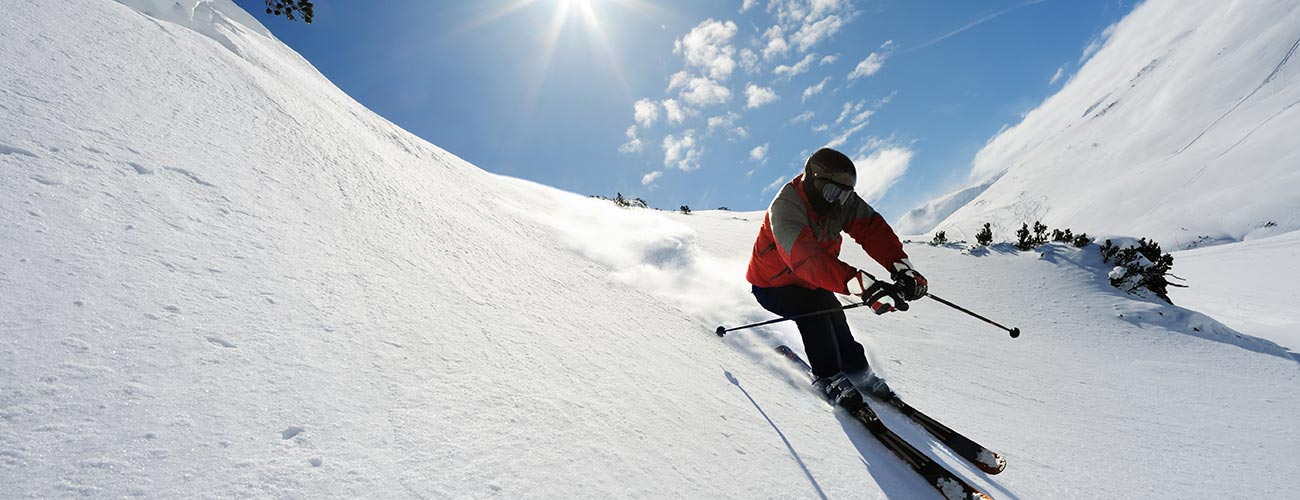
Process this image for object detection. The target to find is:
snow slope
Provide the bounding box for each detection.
[1170,231,1300,355]
[3,1,1299,499]
[913,0,1300,248]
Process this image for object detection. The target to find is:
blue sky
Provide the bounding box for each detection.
[237,0,1135,218]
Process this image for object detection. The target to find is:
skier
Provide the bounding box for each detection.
[746,147,928,405]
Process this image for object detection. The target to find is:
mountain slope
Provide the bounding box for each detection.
[3,1,1299,499]
[917,0,1300,247]
[1170,230,1300,354]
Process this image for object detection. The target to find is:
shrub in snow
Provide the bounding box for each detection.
[1033,221,1048,245]
[930,231,948,245]
[1015,221,1051,250]
[1051,228,1074,243]
[679,205,691,215]
[1072,232,1092,248]
[1099,238,1185,304]
[1015,223,1034,250]
[976,223,993,246]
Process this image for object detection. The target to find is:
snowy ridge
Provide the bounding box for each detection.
[921,0,1300,248]
[895,175,997,236]
[3,1,1299,498]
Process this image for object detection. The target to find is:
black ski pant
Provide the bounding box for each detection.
[752,284,868,379]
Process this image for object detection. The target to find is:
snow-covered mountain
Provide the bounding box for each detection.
[3,1,1299,499]
[907,0,1300,249]
[895,176,997,237]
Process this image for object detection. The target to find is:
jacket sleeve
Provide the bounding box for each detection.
[842,196,909,272]
[769,194,858,293]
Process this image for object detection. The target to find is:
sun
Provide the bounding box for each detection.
[460,0,665,111]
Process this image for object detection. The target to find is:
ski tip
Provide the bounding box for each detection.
[977,453,1007,475]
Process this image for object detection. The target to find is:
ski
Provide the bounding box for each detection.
[776,345,992,500]
[868,389,1007,475]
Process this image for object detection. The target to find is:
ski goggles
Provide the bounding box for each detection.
[817,179,853,205]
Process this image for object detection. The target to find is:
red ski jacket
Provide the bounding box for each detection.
[746,174,908,294]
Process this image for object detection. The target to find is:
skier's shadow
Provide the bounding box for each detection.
[837,410,1023,500]
[724,370,828,500]
[833,411,945,500]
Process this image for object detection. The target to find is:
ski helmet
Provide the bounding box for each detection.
[804,148,856,188]
[803,148,856,212]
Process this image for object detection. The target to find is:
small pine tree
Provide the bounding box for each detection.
[630,197,649,209]
[1052,228,1074,243]
[930,231,948,245]
[1015,223,1034,251]
[976,223,993,246]
[1032,221,1049,245]
[1099,237,1184,303]
[679,205,692,215]
[613,192,630,208]
[1072,232,1092,248]
[1099,239,1119,262]
[265,0,314,23]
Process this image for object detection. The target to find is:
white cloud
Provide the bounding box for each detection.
[791,15,844,52]
[762,25,789,61]
[852,146,913,204]
[661,98,692,124]
[774,53,817,78]
[1080,22,1118,63]
[874,90,897,107]
[707,112,736,130]
[820,54,839,65]
[825,122,867,149]
[668,71,692,90]
[850,109,873,125]
[674,19,739,81]
[680,76,732,106]
[750,143,769,163]
[619,126,644,153]
[663,130,703,171]
[642,170,663,186]
[763,175,788,193]
[707,112,747,138]
[741,0,759,13]
[739,48,760,74]
[1049,65,1066,85]
[791,111,815,124]
[745,84,779,109]
[812,123,830,133]
[809,0,848,19]
[848,52,886,79]
[835,100,866,125]
[802,76,830,101]
[633,99,659,128]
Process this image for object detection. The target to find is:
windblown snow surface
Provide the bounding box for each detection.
[2,1,1298,499]
[905,0,1300,249]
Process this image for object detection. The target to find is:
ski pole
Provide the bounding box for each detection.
[717,279,908,337]
[858,269,1021,338]
[923,292,1021,338]
[715,301,875,337]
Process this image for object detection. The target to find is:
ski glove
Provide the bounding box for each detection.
[847,271,908,315]
[891,260,928,301]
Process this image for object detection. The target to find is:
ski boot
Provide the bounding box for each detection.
[812,373,863,409]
